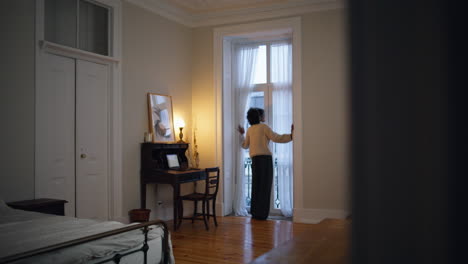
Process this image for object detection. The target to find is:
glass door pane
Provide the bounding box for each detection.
[45,0,77,48]
[79,0,109,56]
[252,45,267,84]
[250,91,265,109]
[269,42,293,215]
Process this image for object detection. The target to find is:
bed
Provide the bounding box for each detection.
[0,200,174,264]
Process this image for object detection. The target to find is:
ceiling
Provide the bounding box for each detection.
[127,0,344,27]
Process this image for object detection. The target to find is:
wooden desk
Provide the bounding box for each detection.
[140,168,206,230]
[140,141,206,230]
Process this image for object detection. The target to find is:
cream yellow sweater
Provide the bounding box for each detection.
[241,123,292,157]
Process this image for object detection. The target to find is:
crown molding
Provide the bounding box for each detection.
[125,0,344,27]
[126,0,193,26]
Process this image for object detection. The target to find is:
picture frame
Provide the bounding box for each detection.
[147,93,175,143]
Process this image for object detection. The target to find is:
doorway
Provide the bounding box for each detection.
[36,53,110,220]
[34,0,122,220]
[242,42,294,217]
[214,18,303,219]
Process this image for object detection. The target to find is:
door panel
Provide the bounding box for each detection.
[76,60,109,220]
[36,53,76,216]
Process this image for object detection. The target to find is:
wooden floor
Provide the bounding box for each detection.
[168,216,349,264]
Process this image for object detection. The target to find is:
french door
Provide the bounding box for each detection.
[244,43,292,216]
[75,59,109,219]
[36,54,76,216]
[36,53,109,220]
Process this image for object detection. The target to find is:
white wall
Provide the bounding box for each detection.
[191,28,217,169]
[300,9,350,216]
[0,0,36,202]
[0,1,195,221]
[121,1,193,220]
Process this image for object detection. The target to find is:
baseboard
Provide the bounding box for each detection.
[293,208,349,224]
[118,205,346,224]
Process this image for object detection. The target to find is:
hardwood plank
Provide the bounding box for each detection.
[169,216,349,264]
[250,219,350,264]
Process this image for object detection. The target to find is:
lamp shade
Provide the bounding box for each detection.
[175,118,185,128]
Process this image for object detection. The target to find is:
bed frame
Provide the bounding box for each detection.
[0,220,170,264]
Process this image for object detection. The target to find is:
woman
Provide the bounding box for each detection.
[237,107,294,220]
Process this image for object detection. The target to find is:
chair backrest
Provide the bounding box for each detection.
[204,167,220,198]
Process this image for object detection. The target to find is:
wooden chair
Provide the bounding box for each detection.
[177,167,220,230]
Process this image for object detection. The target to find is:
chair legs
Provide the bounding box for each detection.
[206,199,210,221]
[178,198,217,230]
[192,201,197,223]
[212,198,218,226]
[202,200,209,230]
[177,199,183,229]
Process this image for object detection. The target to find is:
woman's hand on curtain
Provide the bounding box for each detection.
[237,125,245,135]
[291,124,294,140]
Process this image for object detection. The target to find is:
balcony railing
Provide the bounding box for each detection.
[244,157,280,209]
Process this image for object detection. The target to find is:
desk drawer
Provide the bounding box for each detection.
[179,173,203,182]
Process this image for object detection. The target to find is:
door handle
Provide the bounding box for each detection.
[80,154,87,159]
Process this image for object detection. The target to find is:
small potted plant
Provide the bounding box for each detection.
[128,208,151,223]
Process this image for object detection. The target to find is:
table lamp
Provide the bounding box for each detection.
[175,119,185,143]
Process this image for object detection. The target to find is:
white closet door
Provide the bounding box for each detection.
[75,60,109,220]
[36,53,76,216]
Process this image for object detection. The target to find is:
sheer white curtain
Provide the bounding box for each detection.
[271,41,293,217]
[233,43,259,216]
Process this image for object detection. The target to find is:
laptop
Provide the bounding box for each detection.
[166,154,201,171]
[166,154,180,169]
[166,154,187,171]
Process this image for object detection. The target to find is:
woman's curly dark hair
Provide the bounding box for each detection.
[247,108,264,125]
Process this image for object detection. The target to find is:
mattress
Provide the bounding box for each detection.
[0,200,174,264]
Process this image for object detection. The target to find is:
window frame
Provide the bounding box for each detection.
[44,0,112,56]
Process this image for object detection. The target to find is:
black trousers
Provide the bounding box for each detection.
[250,155,273,220]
